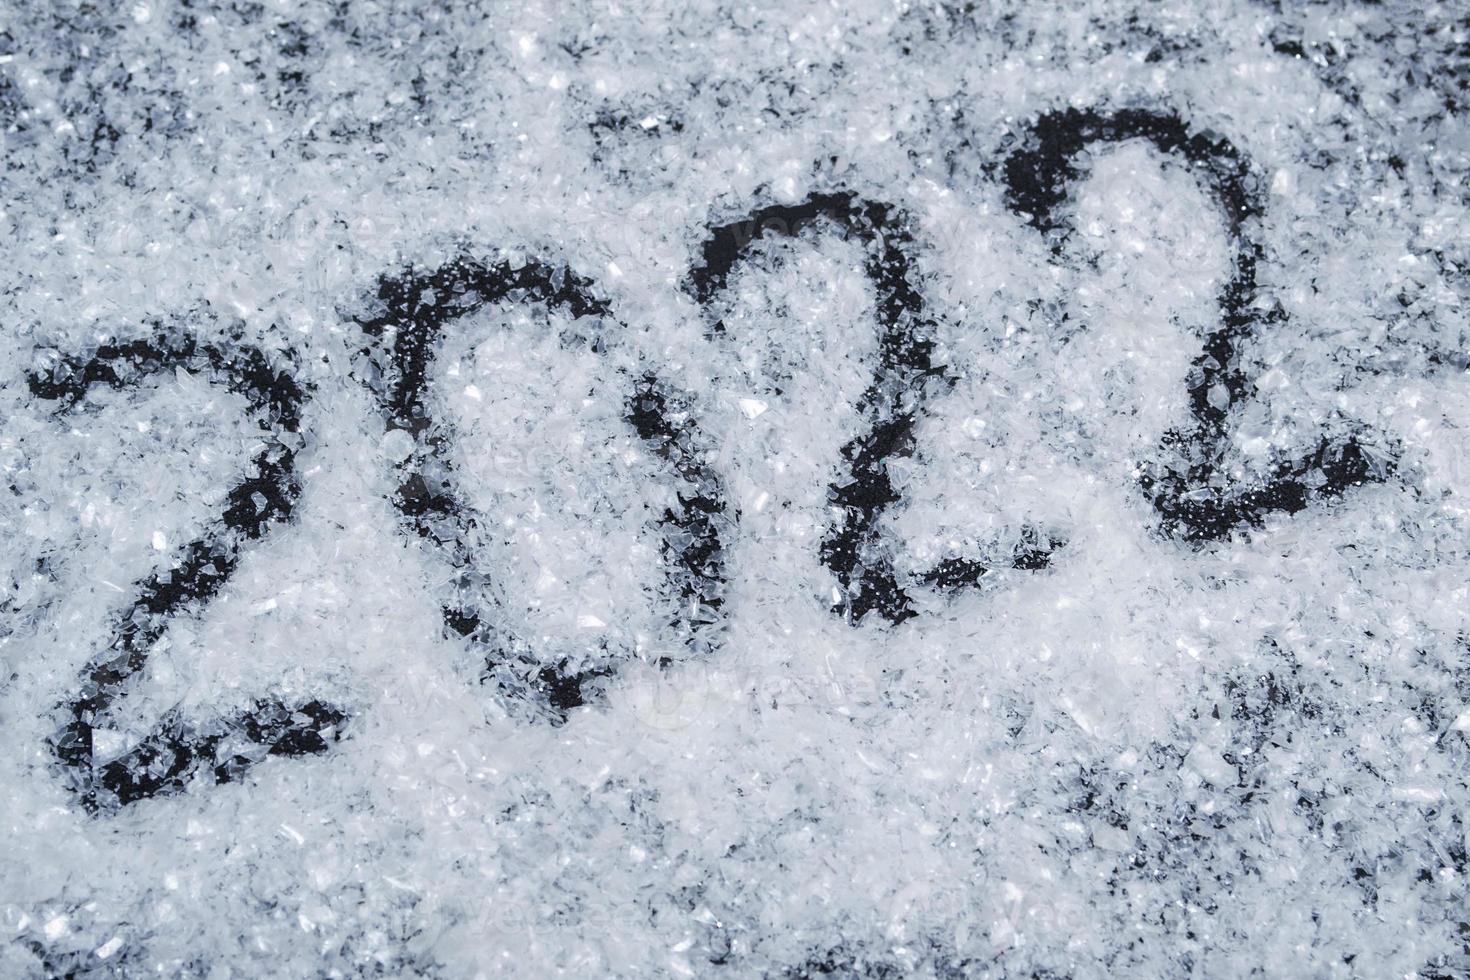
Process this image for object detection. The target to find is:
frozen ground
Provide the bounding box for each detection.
[1,0,1469,976]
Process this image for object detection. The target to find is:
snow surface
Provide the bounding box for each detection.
[2,0,1469,976]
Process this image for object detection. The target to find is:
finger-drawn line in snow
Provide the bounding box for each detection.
[687,191,1061,625]
[356,257,730,720]
[28,330,348,812]
[1001,107,1394,541]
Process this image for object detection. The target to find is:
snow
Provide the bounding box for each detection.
[1,0,1467,976]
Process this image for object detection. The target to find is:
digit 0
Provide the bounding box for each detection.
[357,256,729,718]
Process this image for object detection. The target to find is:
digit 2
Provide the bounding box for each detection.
[1001,107,1394,541]
[688,192,1060,626]
[29,330,349,812]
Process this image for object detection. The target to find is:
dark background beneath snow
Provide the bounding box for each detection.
[2,0,1470,977]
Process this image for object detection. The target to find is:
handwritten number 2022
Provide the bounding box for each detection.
[27,108,1393,812]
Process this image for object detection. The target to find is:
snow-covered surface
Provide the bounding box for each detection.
[2,0,1469,976]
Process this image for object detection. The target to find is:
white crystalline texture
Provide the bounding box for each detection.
[695,225,880,610]
[1,0,1468,978]
[442,301,672,675]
